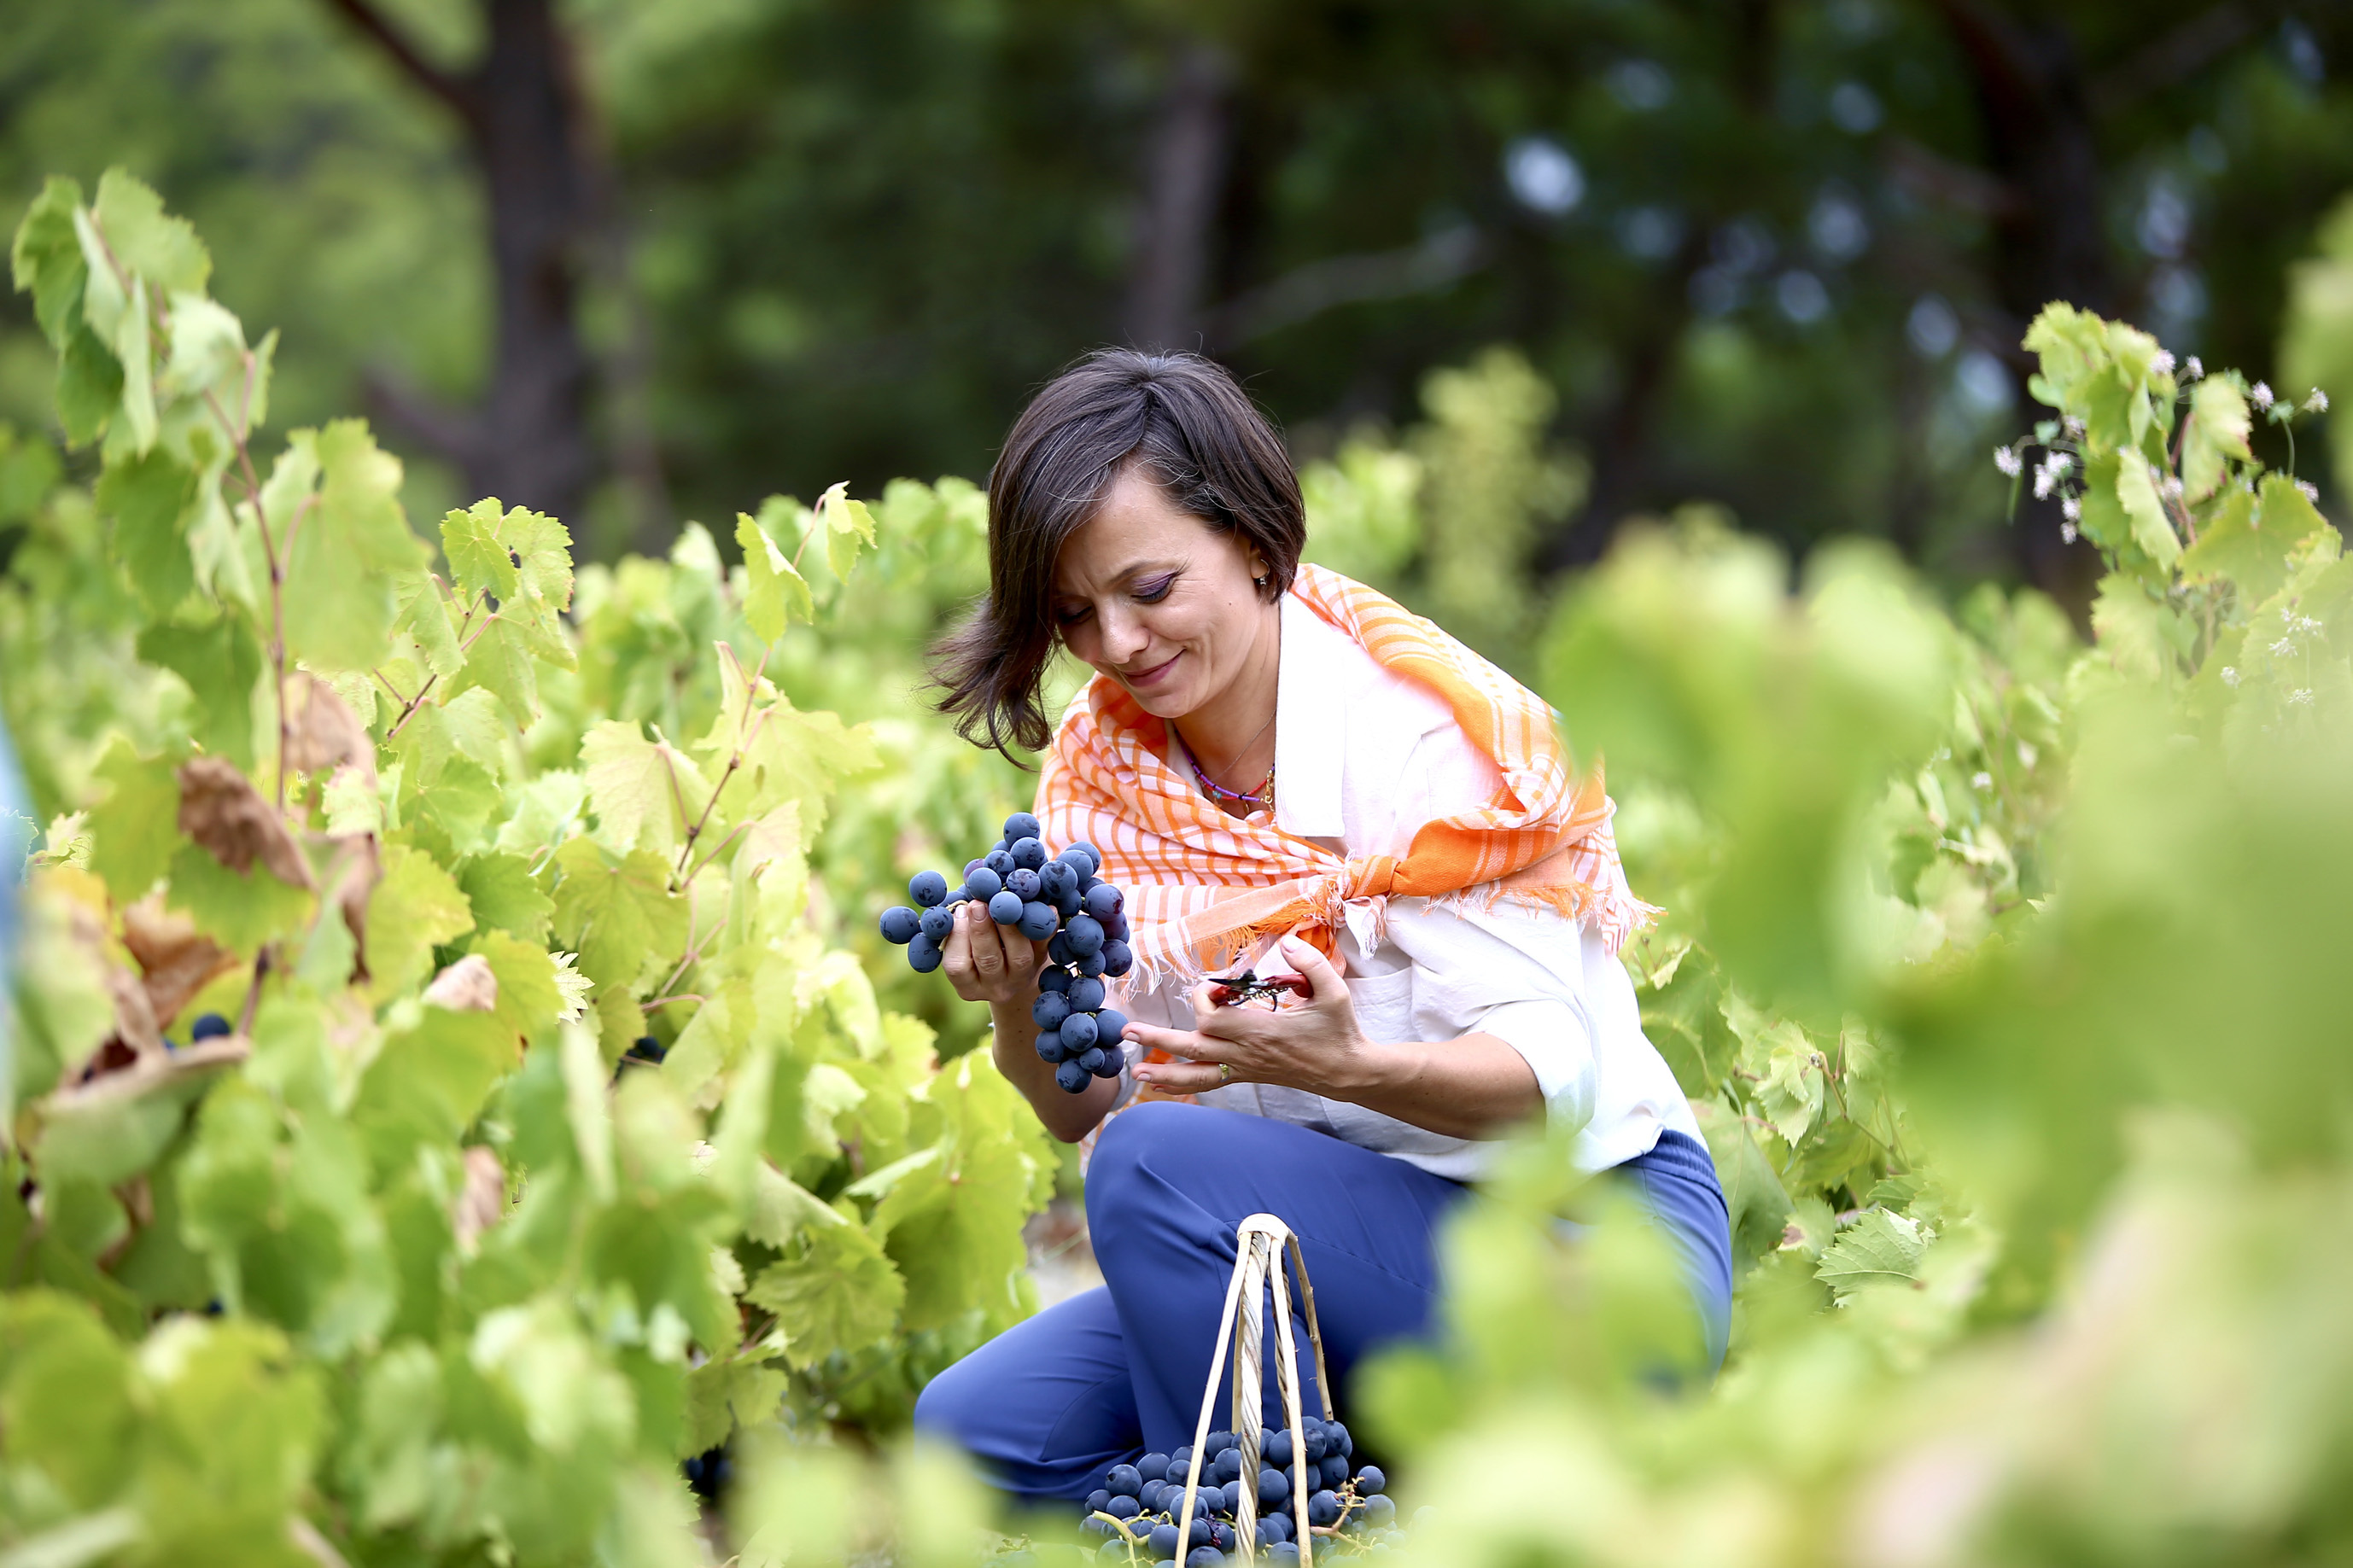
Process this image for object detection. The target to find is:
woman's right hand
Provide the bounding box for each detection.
[940,899,1049,1006]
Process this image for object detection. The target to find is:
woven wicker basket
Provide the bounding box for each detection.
[1165,1212,1332,1565]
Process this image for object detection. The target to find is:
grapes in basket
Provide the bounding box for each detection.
[878,812,1136,1093]
[1077,1417,1400,1564]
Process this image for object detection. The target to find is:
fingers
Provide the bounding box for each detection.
[1133,1061,1231,1094]
[1276,935,1349,1008]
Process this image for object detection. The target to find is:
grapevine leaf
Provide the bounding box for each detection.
[55,318,123,448]
[365,844,475,1001]
[2182,484,2325,605]
[9,175,88,347]
[88,738,185,903]
[0,1291,137,1509]
[281,421,426,673]
[166,840,314,951]
[746,1215,907,1370]
[550,836,690,1004]
[470,929,570,1040]
[735,506,812,642]
[441,498,523,605]
[2180,376,2251,502]
[90,167,210,296]
[392,568,463,681]
[695,647,879,840]
[816,480,876,584]
[280,671,372,778]
[582,720,708,859]
[95,447,196,613]
[457,852,553,942]
[458,615,546,727]
[177,756,312,888]
[1814,1209,1929,1299]
[2115,458,2181,571]
[353,1006,519,1172]
[137,612,264,770]
[683,1352,789,1455]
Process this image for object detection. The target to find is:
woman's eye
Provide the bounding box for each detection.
[1055,604,1093,627]
[1135,575,1176,603]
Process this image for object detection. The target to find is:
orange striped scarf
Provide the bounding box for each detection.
[1036,563,1655,994]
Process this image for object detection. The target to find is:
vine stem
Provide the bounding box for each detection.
[382,586,493,742]
[671,641,777,886]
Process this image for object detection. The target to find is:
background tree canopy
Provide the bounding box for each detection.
[2,0,2346,612]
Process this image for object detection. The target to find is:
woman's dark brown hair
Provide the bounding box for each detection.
[930,349,1305,757]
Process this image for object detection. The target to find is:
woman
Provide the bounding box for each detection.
[912,350,1729,1504]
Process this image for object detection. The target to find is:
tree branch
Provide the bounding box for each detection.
[319,0,482,131]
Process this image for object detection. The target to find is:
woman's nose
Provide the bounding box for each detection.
[1099,603,1149,663]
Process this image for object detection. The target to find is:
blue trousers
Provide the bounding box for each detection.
[914,1102,1730,1504]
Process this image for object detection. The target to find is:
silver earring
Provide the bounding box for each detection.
[1254,574,1270,589]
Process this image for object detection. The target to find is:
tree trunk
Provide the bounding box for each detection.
[325,0,602,528]
[1124,42,1235,353]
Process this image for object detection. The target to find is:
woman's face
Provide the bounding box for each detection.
[1051,466,1274,722]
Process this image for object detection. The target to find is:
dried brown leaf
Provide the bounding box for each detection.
[177,756,313,889]
[423,953,499,1013]
[120,895,240,1029]
[282,673,376,781]
[452,1145,506,1254]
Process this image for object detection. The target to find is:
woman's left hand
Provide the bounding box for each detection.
[1127,936,1374,1096]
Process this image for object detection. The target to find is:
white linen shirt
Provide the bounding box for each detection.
[1107,593,1703,1181]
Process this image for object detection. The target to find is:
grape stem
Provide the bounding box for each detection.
[671,641,776,886]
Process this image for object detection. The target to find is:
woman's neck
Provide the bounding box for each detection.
[1173,602,1282,806]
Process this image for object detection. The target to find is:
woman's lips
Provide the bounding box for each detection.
[1124,651,1181,689]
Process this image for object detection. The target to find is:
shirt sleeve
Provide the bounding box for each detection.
[1375,898,1602,1137]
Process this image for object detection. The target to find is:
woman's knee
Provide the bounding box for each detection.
[912,1351,980,1445]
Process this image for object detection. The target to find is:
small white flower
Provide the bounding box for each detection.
[2184,356,2204,380]
[2289,688,2315,706]
[2033,468,2056,499]
[2296,615,2322,633]
[2251,381,2275,411]
[2061,495,2082,522]
[2064,415,2087,438]
[2160,474,2186,501]
[2271,637,2297,657]
[1971,771,1994,791]
[2297,479,2320,504]
[2042,451,2073,475]
[2308,388,2331,413]
[2221,666,2241,687]
[2151,349,2176,376]
[1994,445,2023,477]
[2060,521,2079,545]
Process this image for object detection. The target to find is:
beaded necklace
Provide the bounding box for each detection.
[1188,752,1275,814]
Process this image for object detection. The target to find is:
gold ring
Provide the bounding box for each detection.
[1217,1063,1232,1086]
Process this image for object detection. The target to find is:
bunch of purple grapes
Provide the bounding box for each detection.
[879,812,1136,1094]
[1080,1418,1398,1565]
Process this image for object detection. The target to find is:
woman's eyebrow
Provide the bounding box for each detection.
[1054,560,1182,598]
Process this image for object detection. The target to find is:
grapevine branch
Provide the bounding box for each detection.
[672,641,777,886]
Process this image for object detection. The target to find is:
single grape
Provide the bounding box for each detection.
[1101,939,1134,977]
[1062,1012,1100,1050]
[1354,1466,1386,1495]
[918,905,955,941]
[1055,1059,1092,1093]
[1258,1468,1289,1507]
[1040,859,1077,898]
[1091,1046,1124,1079]
[1069,976,1107,1013]
[1033,992,1071,1030]
[1066,913,1106,957]
[879,906,921,944]
[1263,1429,1292,1468]
[1141,1451,1171,1480]
[964,857,988,878]
[909,871,949,907]
[1039,965,1073,994]
[990,889,1025,924]
[1087,1489,1110,1516]
[1076,1046,1109,1076]
[1317,1452,1347,1489]
[1036,1031,1071,1065]
[1105,908,1131,941]
[1107,1495,1141,1520]
[1260,1510,1292,1544]
[190,1012,232,1041]
[1048,930,1075,966]
[985,848,1016,877]
[965,865,1004,901]
[1095,1009,1130,1049]
[1070,840,1104,871]
[1006,866,1042,901]
[1019,901,1060,940]
[1266,1543,1299,1563]
[1362,1495,1395,1522]
[1057,846,1096,876]
[1054,883,1085,918]
[1003,810,1042,842]
[1083,883,1124,919]
[1302,1426,1327,1462]
[1306,1490,1340,1527]
[1185,1549,1223,1568]
[1140,1478,1165,1512]
[908,934,943,973]
[1171,1445,1194,1472]
[1108,1464,1142,1496]
[1010,836,1049,871]
[1187,1516,1214,1547]
[1149,1522,1182,1559]
[1097,1540,1126,1562]
[1074,947,1107,979]
[1327,1422,1353,1459]
[1212,1449,1241,1485]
